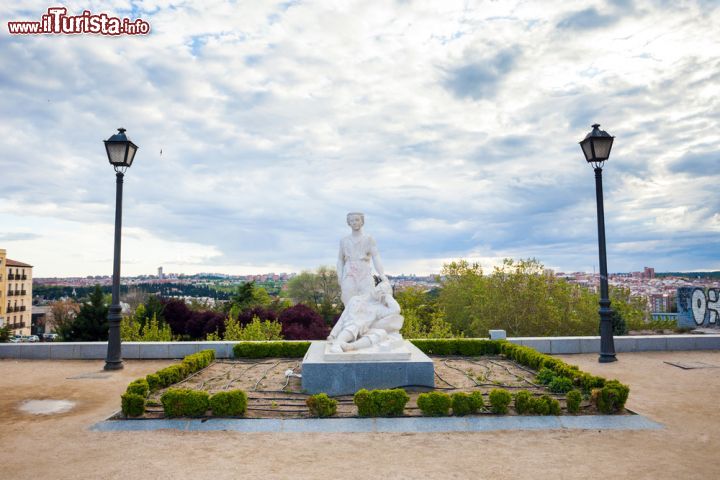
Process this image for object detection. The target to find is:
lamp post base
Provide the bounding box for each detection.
[598,353,617,363]
[104,360,124,371]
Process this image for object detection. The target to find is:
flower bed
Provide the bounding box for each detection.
[118,339,630,419]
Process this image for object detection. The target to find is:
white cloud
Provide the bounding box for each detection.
[1,0,719,276]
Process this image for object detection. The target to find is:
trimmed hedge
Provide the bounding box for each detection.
[489,388,512,414]
[233,341,311,358]
[209,390,248,416]
[230,339,507,358]
[501,343,616,395]
[594,380,630,414]
[126,378,150,398]
[411,339,504,356]
[354,388,409,417]
[306,393,338,418]
[121,393,146,417]
[514,390,533,414]
[548,376,574,394]
[417,391,452,416]
[161,388,210,417]
[451,391,484,416]
[146,349,216,391]
[566,390,582,414]
[528,395,561,415]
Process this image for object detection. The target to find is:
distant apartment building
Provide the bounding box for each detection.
[650,293,672,313]
[0,249,33,336]
[644,267,656,279]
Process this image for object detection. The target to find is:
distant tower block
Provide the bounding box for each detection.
[158,266,164,279]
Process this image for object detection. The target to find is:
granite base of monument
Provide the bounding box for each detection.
[301,340,435,396]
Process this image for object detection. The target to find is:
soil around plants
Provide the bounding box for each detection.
[127,356,605,419]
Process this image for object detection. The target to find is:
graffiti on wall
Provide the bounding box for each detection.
[677,287,720,328]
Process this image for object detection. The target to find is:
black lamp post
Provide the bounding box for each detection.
[103,128,138,371]
[580,124,617,363]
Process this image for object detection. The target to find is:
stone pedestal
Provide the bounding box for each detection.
[301,340,435,396]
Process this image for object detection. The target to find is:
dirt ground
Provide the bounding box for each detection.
[138,356,589,419]
[1,351,719,479]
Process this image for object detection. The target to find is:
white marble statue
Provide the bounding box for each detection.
[337,212,388,305]
[329,212,404,353]
[327,280,404,353]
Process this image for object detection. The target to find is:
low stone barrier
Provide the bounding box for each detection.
[1,335,719,360]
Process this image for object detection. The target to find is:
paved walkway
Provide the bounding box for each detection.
[1,351,719,479]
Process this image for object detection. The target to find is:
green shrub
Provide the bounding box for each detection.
[209,390,248,416]
[182,349,215,373]
[546,396,561,415]
[488,388,512,414]
[528,396,549,415]
[417,392,452,416]
[536,368,555,385]
[410,338,505,356]
[232,341,310,358]
[450,391,484,416]
[121,393,146,417]
[156,364,189,388]
[548,376,574,394]
[566,390,582,414]
[353,388,409,417]
[514,390,532,414]
[594,380,630,414]
[126,378,150,398]
[306,393,338,418]
[146,373,161,392]
[160,388,210,417]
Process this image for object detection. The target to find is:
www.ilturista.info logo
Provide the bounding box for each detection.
[7,7,151,35]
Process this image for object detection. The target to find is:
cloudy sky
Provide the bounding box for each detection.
[1,0,718,277]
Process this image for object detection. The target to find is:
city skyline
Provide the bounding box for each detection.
[1,1,719,277]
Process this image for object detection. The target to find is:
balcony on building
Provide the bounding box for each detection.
[21,274,27,280]
[8,273,15,280]
[20,290,26,296]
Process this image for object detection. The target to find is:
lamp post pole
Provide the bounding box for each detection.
[594,166,616,363]
[103,128,138,371]
[579,124,617,363]
[105,170,125,370]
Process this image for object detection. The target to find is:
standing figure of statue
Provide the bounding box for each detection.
[337,212,388,306]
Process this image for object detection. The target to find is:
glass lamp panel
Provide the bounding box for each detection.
[105,143,128,165]
[581,139,594,162]
[125,144,138,167]
[592,137,613,161]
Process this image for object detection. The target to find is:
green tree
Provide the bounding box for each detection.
[286,266,342,322]
[0,326,10,342]
[218,315,283,341]
[227,282,272,312]
[60,285,109,341]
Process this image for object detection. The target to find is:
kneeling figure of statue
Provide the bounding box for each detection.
[327,280,404,353]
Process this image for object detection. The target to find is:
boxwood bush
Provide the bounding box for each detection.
[450,391,484,416]
[161,388,210,417]
[527,395,560,415]
[501,343,617,395]
[209,390,248,416]
[548,376,574,394]
[121,393,146,417]
[306,393,338,418]
[410,339,504,356]
[126,378,150,398]
[354,388,409,417]
[488,388,512,414]
[514,390,532,414]
[566,390,582,414]
[233,341,311,358]
[594,380,630,414]
[417,391,452,416]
